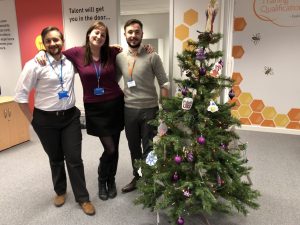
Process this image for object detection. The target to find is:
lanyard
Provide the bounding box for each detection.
[46,53,64,90]
[127,56,137,81]
[93,62,102,88]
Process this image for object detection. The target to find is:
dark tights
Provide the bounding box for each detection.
[98,132,121,183]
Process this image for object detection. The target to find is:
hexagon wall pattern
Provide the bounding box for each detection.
[231,17,300,130]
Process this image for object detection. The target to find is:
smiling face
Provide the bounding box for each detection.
[88,26,107,49]
[42,30,63,60]
[124,23,143,49]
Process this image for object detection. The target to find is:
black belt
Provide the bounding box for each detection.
[34,107,76,116]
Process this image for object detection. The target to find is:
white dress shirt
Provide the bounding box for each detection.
[15,54,76,111]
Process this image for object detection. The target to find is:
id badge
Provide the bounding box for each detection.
[58,90,69,99]
[94,87,105,96]
[127,80,136,88]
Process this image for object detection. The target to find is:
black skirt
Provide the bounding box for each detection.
[84,96,124,137]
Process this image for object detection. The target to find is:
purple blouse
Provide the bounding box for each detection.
[63,47,123,103]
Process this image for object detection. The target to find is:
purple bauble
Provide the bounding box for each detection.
[174,155,182,164]
[181,88,188,96]
[172,172,179,182]
[228,89,235,100]
[197,135,206,145]
[187,152,194,162]
[199,67,206,76]
[177,217,185,225]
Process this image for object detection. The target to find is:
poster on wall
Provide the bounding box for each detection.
[62,0,119,110]
[232,0,300,130]
[62,0,119,48]
[0,0,22,96]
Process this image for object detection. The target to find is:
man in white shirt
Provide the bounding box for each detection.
[14,26,95,216]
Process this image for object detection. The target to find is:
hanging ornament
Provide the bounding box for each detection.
[177,216,185,225]
[197,135,206,145]
[181,87,188,96]
[228,89,235,100]
[146,151,158,166]
[196,48,206,61]
[187,151,194,162]
[182,69,192,77]
[199,67,206,76]
[174,155,182,164]
[172,172,179,182]
[210,59,223,78]
[182,97,193,110]
[158,121,168,136]
[207,100,219,112]
[183,188,192,198]
[175,87,183,98]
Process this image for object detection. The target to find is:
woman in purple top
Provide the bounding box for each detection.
[64,21,124,201]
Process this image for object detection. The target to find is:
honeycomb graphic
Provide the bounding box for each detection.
[231,17,300,130]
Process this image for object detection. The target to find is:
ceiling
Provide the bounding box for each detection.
[120,0,170,15]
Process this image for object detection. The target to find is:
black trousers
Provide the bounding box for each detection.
[124,106,158,178]
[32,107,90,203]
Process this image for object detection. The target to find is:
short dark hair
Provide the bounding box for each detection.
[41,26,64,44]
[124,19,143,31]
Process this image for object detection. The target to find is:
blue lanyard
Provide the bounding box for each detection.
[93,62,102,88]
[46,53,64,90]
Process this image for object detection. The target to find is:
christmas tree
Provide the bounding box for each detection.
[135,1,260,224]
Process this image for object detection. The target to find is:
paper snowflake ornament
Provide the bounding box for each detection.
[146,151,158,166]
[207,100,219,112]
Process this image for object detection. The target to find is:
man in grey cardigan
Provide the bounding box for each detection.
[116,19,169,193]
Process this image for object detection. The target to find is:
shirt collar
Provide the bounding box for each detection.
[46,52,65,64]
[127,45,144,56]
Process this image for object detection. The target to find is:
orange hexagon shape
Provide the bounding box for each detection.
[234,17,247,31]
[175,24,189,41]
[232,86,241,98]
[238,92,253,105]
[238,105,252,117]
[184,9,198,26]
[250,99,265,112]
[232,46,244,59]
[286,122,300,130]
[261,120,275,127]
[274,114,290,127]
[287,108,300,121]
[240,118,251,125]
[232,72,243,85]
[249,112,264,125]
[262,107,277,120]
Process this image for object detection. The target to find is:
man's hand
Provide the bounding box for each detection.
[144,44,155,54]
[34,51,47,66]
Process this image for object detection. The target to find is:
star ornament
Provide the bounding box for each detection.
[146,151,158,166]
[207,100,219,112]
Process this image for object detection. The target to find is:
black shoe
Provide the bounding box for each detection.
[121,177,139,193]
[107,180,117,199]
[99,182,108,200]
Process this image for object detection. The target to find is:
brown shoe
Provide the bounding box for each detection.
[121,177,139,193]
[54,194,65,207]
[80,202,95,216]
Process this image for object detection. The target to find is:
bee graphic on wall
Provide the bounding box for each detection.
[251,33,261,45]
[264,66,274,76]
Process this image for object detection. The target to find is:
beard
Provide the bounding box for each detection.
[126,38,142,49]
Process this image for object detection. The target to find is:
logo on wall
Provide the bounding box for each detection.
[253,0,300,27]
[35,35,45,50]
